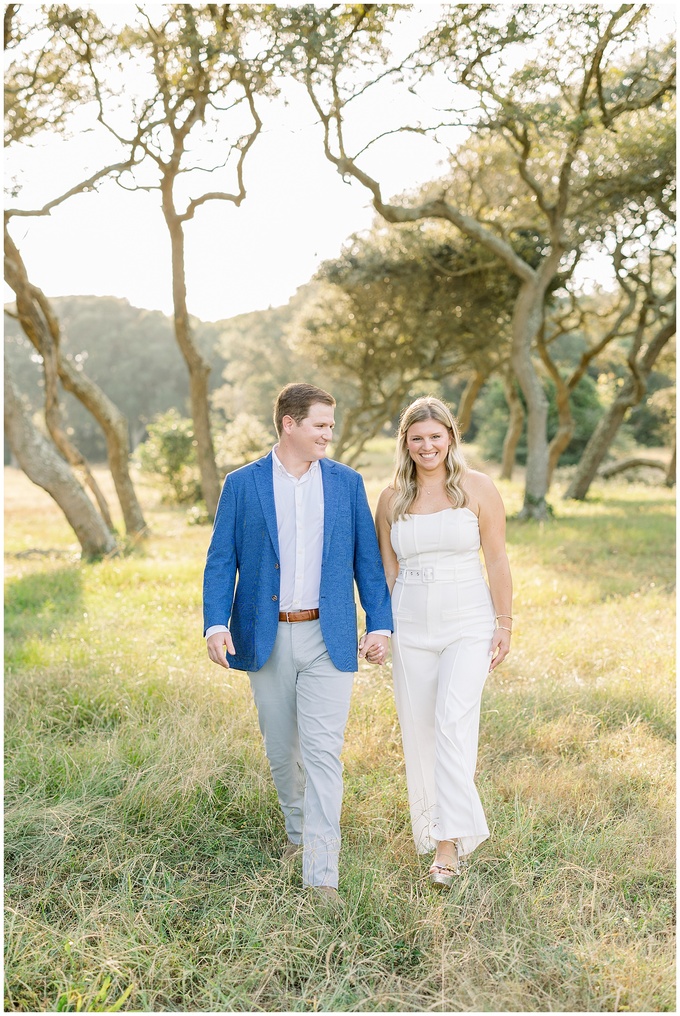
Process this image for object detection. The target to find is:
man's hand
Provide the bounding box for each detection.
[358,633,389,666]
[206,630,235,669]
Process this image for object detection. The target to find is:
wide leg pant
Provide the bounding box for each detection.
[249,619,354,888]
[391,570,495,857]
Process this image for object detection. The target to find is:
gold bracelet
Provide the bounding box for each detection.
[496,625,513,633]
[496,614,513,620]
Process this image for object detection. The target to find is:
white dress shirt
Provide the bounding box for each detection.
[272,446,324,611]
[206,447,389,639]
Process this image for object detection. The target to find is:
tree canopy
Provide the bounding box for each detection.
[4,3,676,535]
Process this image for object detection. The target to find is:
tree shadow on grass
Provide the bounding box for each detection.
[4,566,83,643]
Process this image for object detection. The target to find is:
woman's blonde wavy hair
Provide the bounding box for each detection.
[390,397,468,522]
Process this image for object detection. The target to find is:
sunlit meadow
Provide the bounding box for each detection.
[4,446,675,1012]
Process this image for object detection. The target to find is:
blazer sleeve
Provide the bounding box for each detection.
[352,474,394,633]
[202,473,238,635]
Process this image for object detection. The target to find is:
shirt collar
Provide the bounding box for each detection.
[272,445,320,483]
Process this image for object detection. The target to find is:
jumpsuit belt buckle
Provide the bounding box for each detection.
[401,566,436,583]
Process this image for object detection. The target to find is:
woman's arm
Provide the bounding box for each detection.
[469,471,513,671]
[375,486,400,594]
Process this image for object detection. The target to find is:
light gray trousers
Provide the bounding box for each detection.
[248,619,354,888]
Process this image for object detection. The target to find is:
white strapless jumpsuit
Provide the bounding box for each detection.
[390,507,495,858]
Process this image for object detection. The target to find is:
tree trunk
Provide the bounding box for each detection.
[6,230,146,536]
[457,369,485,436]
[58,356,147,537]
[162,183,221,518]
[500,374,525,480]
[665,441,676,488]
[599,456,668,477]
[565,316,675,500]
[537,329,574,487]
[353,182,558,517]
[511,280,550,517]
[563,397,632,499]
[4,358,117,559]
[4,227,115,530]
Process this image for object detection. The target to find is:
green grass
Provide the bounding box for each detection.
[4,456,676,1012]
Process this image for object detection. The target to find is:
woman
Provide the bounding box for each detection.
[370,396,512,888]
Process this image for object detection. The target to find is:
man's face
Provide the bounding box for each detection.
[283,402,335,461]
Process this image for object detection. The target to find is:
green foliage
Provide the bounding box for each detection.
[136,407,273,506]
[210,293,310,430]
[214,413,273,472]
[572,100,676,236]
[295,221,520,462]
[275,4,393,79]
[4,6,108,147]
[136,409,202,505]
[55,973,134,1013]
[627,371,676,447]
[475,374,605,465]
[3,297,227,461]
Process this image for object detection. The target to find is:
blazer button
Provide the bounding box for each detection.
[274,563,279,569]
[272,595,278,601]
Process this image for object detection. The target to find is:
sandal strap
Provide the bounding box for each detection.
[430,863,459,874]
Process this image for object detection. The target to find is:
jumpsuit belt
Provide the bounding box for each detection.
[398,564,482,584]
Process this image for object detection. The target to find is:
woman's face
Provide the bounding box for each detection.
[405,418,452,472]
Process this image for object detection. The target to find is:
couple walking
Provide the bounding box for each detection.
[203,383,512,902]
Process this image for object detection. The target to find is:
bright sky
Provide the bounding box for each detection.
[5,6,453,323]
[4,3,675,323]
[6,87,450,322]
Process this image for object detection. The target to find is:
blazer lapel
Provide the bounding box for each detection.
[321,458,339,564]
[253,453,280,557]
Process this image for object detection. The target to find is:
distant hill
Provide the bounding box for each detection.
[4,294,296,460]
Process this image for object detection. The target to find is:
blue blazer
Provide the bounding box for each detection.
[203,452,393,673]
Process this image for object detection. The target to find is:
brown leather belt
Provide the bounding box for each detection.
[278,609,320,623]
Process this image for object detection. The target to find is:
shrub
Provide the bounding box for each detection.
[136,409,202,504]
[214,413,273,473]
[626,372,675,446]
[474,374,605,465]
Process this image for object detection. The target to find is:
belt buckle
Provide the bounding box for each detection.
[423,566,435,582]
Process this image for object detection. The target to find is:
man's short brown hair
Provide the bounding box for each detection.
[273,383,336,437]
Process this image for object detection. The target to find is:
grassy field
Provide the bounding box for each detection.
[3,450,676,1013]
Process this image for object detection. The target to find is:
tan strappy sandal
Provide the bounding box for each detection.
[428,841,463,888]
[428,862,460,888]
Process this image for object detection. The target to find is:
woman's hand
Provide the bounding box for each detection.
[359,633,389,665]
[489,628,511,671]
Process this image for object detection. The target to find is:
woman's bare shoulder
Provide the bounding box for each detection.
[375,486,397,529]
[464,468,496,492]
[377,485,397,510]
[462,468,501,507]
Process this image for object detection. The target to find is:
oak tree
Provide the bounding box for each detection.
[80,5,278,516]
[285,3,675,517]
[4,4,148,541]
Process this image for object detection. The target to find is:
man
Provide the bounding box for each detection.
[203,382,392,902]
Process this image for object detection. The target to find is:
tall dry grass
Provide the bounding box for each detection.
[4,456,675,1012]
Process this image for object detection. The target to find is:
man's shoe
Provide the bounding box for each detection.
[280,841,303,864]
